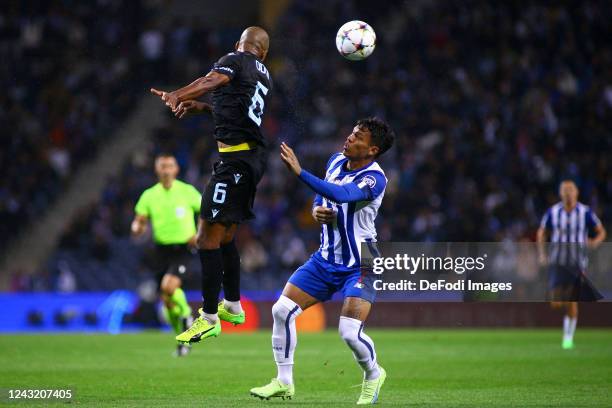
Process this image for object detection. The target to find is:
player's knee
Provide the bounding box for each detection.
[568,302,578,317]
[271,301,287,323]
[272,296,301,323]
[197,234,220,250]
[221,231,236,246]
[160,275,180,295]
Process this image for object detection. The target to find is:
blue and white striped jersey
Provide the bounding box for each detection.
[315,153,387,269]
[540,202,602,267]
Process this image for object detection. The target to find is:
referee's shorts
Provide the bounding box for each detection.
[153,244,197,288]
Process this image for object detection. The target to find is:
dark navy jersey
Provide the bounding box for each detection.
[210,51,273,147]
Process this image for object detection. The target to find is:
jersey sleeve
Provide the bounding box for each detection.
[313,194,323,208]
[353,171,387,200]
[189,185,202,213]
[298,170,370,203]
[134,191,150,217]
[211,53,241,80]
[540,208,553,230]
[586,208,602,230]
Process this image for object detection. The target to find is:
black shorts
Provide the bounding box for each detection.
[201,147,268,224]
[153,244,197,287]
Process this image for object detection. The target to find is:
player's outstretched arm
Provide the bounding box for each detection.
[173,100,212,119]
[150,71,230,110]
[280,142,371,204]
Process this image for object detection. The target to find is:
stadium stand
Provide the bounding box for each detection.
[3,1,610,291]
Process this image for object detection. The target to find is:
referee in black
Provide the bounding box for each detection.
[131,153,202,356]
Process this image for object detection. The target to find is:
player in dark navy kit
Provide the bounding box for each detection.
[150,26,272,343]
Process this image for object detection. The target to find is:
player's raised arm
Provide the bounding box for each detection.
[280,142,374,204]
[150,71,230,111]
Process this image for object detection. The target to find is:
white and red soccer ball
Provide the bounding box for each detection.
[335,20,376,61]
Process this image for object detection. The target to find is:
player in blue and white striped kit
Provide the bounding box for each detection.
[251,118,394,404]
[536,180,606,349]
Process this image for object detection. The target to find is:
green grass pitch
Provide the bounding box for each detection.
[1,329,611,407]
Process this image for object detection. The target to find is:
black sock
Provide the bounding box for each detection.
[199,248,223,314]
[181,317,189,331]
[221,240,241,302]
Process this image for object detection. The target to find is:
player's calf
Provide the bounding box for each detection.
[339,317,385,404]
[271,296,303,385]
[339,317,380,379]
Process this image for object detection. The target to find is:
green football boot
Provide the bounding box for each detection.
[250,378,295,400]
[215,303,246,325]
[175,315,221,344]
[356,366,386,405]
[562,338,574,350]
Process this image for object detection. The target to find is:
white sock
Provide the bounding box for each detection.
[271,295,302,385]
[339,316,380,380]
[223,299,243,314]
[203,312,218,324]
[563,315,577,342]
[277,364,293,385]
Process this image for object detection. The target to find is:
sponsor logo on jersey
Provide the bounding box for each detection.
[216,66,234,74]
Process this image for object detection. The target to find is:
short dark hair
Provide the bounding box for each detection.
[155,152,176,160]
[356,117,395,157]
[559,179,578,189]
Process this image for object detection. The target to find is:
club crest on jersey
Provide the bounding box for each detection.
[211,209,220,218]
[234,173,242,184]
[357,175,376,189]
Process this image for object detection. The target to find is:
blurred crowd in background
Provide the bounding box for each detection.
[3,0,611,292]
[0,1,148,250]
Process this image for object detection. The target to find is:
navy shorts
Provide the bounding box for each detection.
[548,264,581,290]
[547,264,603,301]
[288,253,375,303]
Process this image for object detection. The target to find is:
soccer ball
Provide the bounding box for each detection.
[335,20,376,61]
